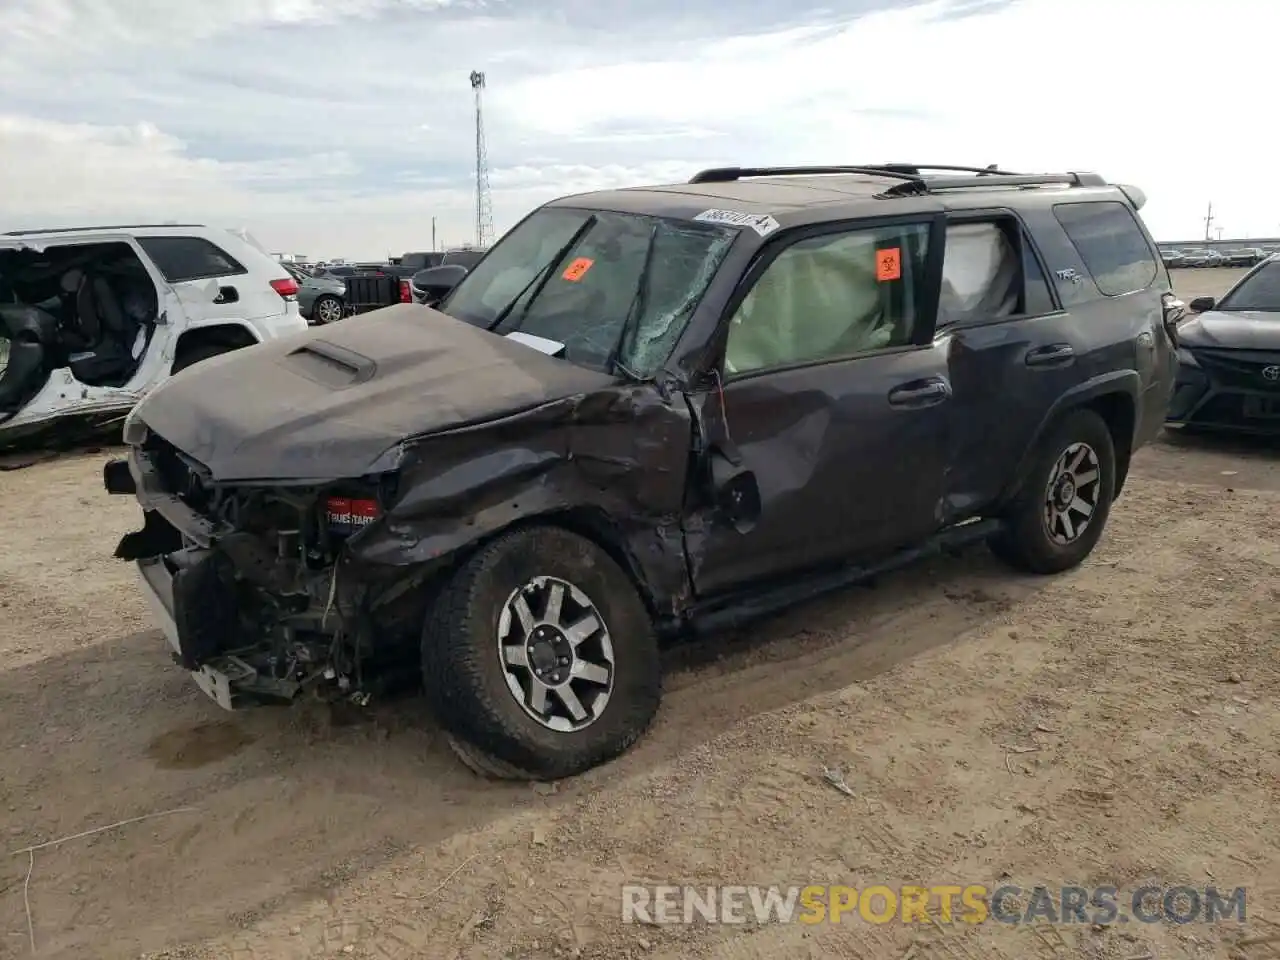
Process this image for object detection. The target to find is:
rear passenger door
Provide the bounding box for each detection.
[688,216,954,597]
[135,235,253,328]
[931,212,1080,515]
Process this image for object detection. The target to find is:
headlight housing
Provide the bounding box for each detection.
[121,407,149,445]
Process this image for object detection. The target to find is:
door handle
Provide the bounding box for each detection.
[888,378,951,407]
[1025,344,1075,367]
[214,286,239,304]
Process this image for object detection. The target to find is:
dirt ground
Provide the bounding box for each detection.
[1,268,1277,960]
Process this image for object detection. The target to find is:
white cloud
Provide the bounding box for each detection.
[0,0,1275,258]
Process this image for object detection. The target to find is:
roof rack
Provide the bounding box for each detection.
[880,171,1105,197]
[686,164,1106,196]
[689,166,925,184]
[869,163,1019,176]
[3,224,205,236]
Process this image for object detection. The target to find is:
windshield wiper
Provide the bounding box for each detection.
[608,223,659,380]
[487,214,598,333]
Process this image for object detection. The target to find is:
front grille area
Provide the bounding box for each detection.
[1192,349,1280,392]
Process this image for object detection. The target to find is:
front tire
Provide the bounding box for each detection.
[421,526,661,780]
[989,408,1116,574]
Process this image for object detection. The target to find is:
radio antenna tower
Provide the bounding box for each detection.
[470,70,494,249]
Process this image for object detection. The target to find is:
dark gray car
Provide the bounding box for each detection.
[1167,254,1280,433]
[105,163,1177,781]
[283,263,346,324]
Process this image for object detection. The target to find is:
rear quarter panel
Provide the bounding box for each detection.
[1021,203,1161,432]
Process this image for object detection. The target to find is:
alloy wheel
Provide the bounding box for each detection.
[1042,442,1102,545]
[316,297,343,323]
[497,576,615,732]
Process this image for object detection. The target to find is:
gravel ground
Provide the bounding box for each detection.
[0,268,1276,960]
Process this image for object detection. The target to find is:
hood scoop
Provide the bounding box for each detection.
[284,340,377,388]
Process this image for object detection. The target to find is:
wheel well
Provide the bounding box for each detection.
[538,507,659,610]
[1082,391,1136,496]
[423,507,663,621]
[174,324,258,364]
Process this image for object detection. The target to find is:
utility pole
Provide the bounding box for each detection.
[431,217,437,252]
[1203,202,1214,241]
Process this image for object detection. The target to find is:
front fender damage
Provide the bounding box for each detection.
[342,384,696,620]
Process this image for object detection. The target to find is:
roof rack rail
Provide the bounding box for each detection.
[689,166,926,184]
[868,163,1021,176]
[3,223,205,235]
[879,171,1106,197]
[686,164,1107,196]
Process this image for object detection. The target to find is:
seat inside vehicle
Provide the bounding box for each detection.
[0,303,59,416]
[0,241,159,404]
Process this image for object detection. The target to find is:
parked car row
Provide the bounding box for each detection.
[1161,246,1273,268]
[285,248,491,322]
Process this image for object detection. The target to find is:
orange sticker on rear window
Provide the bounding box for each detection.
[561,257,594,282]
[876,247,902,281]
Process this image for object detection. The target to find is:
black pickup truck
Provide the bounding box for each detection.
[337,250,487,314]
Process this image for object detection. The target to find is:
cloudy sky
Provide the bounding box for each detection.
[0,0,1272,259]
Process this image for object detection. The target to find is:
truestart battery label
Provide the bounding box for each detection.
[325,497,379,532]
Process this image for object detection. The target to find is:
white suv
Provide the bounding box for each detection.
[0,224,310,446]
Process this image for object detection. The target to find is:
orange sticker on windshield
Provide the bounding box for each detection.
[561,257,594,282]
[876,247,902,281]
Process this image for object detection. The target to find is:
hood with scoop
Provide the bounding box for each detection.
[131,303,615,481]
[1179,310,1280,351]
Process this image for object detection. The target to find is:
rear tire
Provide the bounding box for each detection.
[421,526,661,781]
[989,408,1116,575]
[312,295,343,325]
[171,341,241,374]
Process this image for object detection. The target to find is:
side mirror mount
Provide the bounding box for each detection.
[412,264,468,304]
[1189,296,1216,313]
[708,455,761,534]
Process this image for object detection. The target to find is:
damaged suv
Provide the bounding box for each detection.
[105,164,1178,780]
[1,225,308,447]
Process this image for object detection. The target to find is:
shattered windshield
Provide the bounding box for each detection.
[1217,261,1280,313]
[442,207,737,377]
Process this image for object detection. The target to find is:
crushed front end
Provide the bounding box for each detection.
[105,429,423,710]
